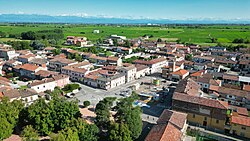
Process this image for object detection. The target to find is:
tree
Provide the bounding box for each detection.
[185,54,193,61]
[0,31,6,37]
[74,53,83,62]
[115,93,142,139]
[21,31,36,40]
[124,40,131,47]
[211,38,217,43]
[0,117,13,140]
[0,97,24,140]
[78,122,99,141]
[83,101,91,108]
[60,127,79,141]
[113,39,118,46]
[24,97,81,135]
[157,38,162,42]
[52,49,61,55]
[21,125,39,141]
[30,40,45,50]
[95,97,116,129]
[108,122,132,141]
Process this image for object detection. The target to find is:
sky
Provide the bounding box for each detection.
[0,0,249,20]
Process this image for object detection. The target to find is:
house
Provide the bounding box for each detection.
[93,30,100,34]
[84,69,125,90]
[172,92,229,131]
[0,49,19,60]
[2,89,21,102]
[116,63,137,83]
[19,89,39,106]
[133,57,167,74]
[61,61,93,82]
[170,69,189,81]
[213,87,250,107]
[28,74,69,93]
[116,47,133,54]
[175,78,201,97]
[192,55,215,63]
[35,70,59,79]
[44,47,56,53]
[195,77,221,93]
[209,46,226,52]
[66,36,88,47]
[230,115,250,138]
[145,109,187,141]
[19,64,45,79]
[29,58,48,68]
[109,35,126,40]
[48,58,77,72]
[17,54,36,63]
[135,64,150,79]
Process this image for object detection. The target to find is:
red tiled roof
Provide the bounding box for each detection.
[171,69,189,76]
[173,92,228,109]
[243,84,250,92]
[190,70,205,77]
[231,115,250,127]
[20,64,39,72]
[229,105,249,116]
[157,109,187,129]
[145,123,182,141]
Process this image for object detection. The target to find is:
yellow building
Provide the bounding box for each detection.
[230,115,250,139]
[187,113,226,131]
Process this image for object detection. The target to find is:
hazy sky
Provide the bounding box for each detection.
[0,0,249,19]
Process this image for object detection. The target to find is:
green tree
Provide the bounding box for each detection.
[0,97,24,140]
[124,40,131,47]
[0,117,13,140]
[185,54,193,61]
[95,97,116,129]
[157,38,162,42]
[78,123,99,141]
[21,125,39,141]
[52,49,61,55]
[21,31,36,40]
[60,127,79,141]
[113,39,118,46]
[0,31,6,37]
[75,53,83,61]
[50,132,66,141]
[108,122,132,141]
[83,101,91,108]
[30,40,45,50]
[25,97,81,135]
[115,93,142,139]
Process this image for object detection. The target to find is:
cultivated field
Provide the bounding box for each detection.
[0,24,250,46]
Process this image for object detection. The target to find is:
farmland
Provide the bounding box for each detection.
[0,24,250,47]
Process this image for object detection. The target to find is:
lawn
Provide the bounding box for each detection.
[0,24,249,46]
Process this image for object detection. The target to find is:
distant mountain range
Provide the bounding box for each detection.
[0,14,250,24]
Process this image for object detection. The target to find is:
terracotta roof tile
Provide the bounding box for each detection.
[173,92,228,109]
[20,64,39,72]
[231,115,250,127]
[171,69,189,76]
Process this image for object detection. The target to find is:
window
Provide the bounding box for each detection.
[241,127,246,130]
[216,120,219,124]
[204,117,207,121]
[192,114,195,118]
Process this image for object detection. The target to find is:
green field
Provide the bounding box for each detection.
[0,24,250,46]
